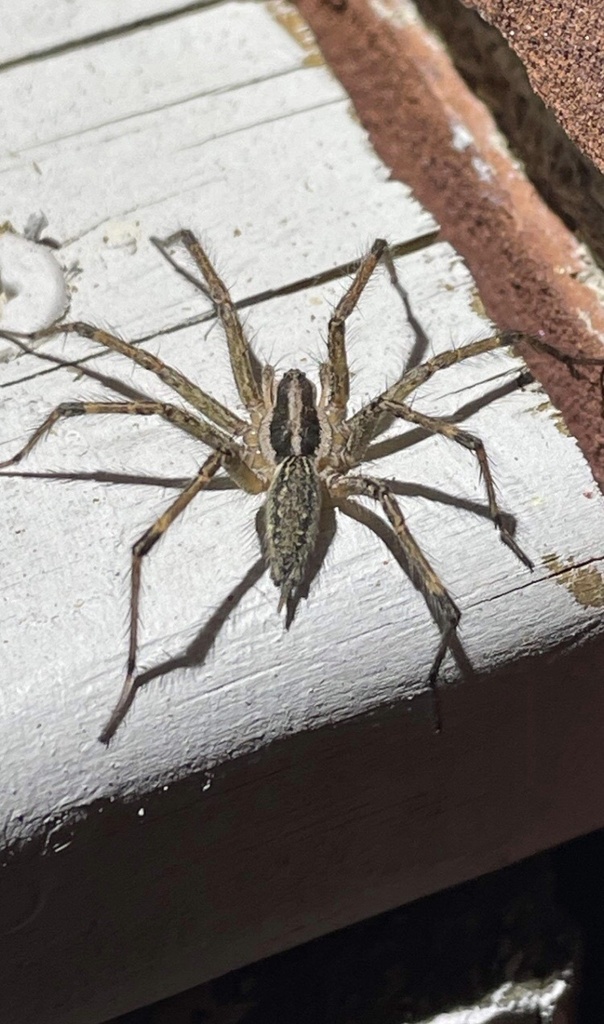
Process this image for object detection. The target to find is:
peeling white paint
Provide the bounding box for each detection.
[369,0,420,27]
[0,231,68,337]
[429,976,570,1023]
[450,120,475,152]
[471,155,494,182]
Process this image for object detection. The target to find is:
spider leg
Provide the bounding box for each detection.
[343,332,516,464]
[153,230,264,418]
[0,400,264,494]
[344,326,604,464]
[382,399,533,569]
[526,334,604,376]
[99,450,226,743]
[0,323,245,436]
[322,239,387,423]
[330,472,461,730]
[525,334,604,413]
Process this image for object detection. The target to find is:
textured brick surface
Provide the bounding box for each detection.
[464,0,604,171]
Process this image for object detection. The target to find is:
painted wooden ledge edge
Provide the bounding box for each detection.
[2,236,604,1022]
[3,630,604,1024]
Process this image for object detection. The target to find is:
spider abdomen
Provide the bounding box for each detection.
[264,455,322,610]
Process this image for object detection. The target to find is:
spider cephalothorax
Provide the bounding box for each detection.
[2,230,555,741]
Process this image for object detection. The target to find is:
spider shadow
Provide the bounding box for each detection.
[3,305,524,733]
[366,369,528,473]
[1,330,190,416]
[119,554,268,727]
[119,475,483,733]
[0,335,244,492]
[0,467,237,491]
[384,249,432,372]
[363,370,529,555]
[363,255,530,469]
[3,377,518,736]
[335,497,475,689]
[117,502,336,729]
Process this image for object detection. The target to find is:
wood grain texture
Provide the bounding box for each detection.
[0,0,215,64]
[1,2,604,1022]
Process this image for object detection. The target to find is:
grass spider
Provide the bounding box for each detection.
[0,231,589,742]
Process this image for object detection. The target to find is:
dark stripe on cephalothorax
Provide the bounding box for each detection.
[269,369,321,460]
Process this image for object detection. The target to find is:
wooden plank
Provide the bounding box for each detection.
[2,2,604,1023]
[0,1,214,65]
[0,0,432,361]
[4,240,509,798]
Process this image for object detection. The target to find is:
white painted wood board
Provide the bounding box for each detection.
[0,0,215,65]
[2,3,604,1022]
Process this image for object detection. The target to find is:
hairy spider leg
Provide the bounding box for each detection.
[330,472,461,730]
[382,399,533,569]
[342,325,596,468]
[0,321,246,436]
[0,399,262,494]
[322,238,387,424]
[153,230,264,419]
[343,332,523,466]
[99,449,234,743]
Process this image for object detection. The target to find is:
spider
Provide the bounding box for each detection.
[0,230,583,742]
